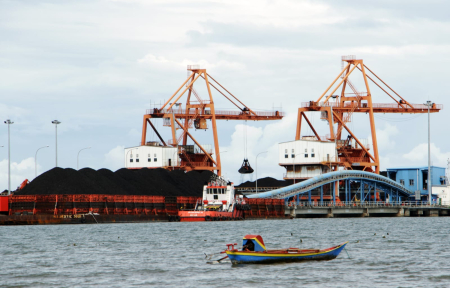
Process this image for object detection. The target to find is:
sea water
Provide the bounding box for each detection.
[1,217,450,287]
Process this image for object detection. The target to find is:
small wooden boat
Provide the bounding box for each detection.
[224,235,348,264]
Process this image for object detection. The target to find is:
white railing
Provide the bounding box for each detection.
[286,201,445,208]
[301,102,443,110]
[146,108,285,117]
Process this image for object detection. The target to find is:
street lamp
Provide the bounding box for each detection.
[4,119,13,195]
[424,100,434,205]
[35,145,49,177]
[77,147,91,170]
[293,153,302,185]
[51,120,61,167]
[255,151,268,194]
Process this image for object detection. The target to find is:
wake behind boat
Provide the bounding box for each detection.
[224,235,348,264]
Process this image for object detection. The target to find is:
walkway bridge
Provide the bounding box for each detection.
[247,171,413,205]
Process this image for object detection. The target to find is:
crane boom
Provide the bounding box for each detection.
[294,56,442,174]
[139,66,284,176]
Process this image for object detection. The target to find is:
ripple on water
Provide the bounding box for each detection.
[1,218,450,287]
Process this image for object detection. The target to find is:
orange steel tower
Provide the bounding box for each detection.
[141,65,284,176]
[296,56,442,174]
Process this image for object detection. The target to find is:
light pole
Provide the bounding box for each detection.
[293,153,302,185]
[4,119,13,195]
[35,145,49,177]
[425,100,433,205]
[77,147,91,170]
[52,120,61,167]
[255,151,268,194]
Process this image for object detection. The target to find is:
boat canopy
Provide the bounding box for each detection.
[242,235,266,252]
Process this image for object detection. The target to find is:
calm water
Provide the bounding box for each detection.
[1,218,450,287]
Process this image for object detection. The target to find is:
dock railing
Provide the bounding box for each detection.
[287,201,446,208]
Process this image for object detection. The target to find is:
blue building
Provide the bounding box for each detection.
[386,166,447,199]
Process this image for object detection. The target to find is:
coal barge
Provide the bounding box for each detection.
[0,168,286,225]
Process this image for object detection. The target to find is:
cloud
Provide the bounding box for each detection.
[219,123,263,182]
[1,0,450,185]
[368,122,399,151]
[138,54,172,65]
[346,44,450,56]
[402,143,450,167]
[220,114,297,183]
[326,0,450,22]
[115,0,341,29]
[128,128,141,139]
[138,54,245,71]
[103,145,125,171]
[0,157,36,191]
[212,0,342,28]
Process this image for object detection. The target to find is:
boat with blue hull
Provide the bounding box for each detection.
[224,235,348,264]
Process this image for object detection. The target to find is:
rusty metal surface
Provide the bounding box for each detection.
[1,196,287,225]
[0,214,170,225]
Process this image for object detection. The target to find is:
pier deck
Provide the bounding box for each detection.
[285,202,448,218]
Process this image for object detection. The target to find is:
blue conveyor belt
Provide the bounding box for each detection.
[247,170,412,199]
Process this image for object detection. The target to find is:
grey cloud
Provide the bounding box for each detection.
[186,18,449,49]
[317,0,450,22]
[1,0,449,189]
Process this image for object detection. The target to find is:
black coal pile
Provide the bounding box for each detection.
[15,167,214,197]
[236,177,294,188]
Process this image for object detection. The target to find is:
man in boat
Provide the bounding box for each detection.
[243,240,255,251]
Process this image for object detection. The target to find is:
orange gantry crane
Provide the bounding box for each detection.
[296,56,442,174]
[141,65,284,176]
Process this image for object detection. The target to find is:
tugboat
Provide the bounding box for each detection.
[178,175,247,222]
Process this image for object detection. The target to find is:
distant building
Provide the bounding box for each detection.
[433,185,450,205]
[125,142,179,169]
[386,166,447,201]
[278,138,336,180]
[124,142,213,170]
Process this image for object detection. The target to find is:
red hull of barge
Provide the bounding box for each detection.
[0,195,286,225]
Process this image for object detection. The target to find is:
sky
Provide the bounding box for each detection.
[1,0,450,190]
